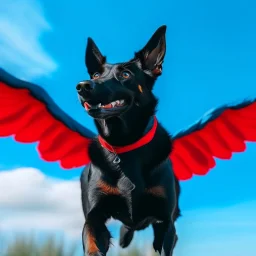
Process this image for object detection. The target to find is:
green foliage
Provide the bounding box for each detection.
[116,246,158,256]
[2,234,158,256]
[3,235,77,256]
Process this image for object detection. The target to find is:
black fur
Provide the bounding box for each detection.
[78,25,181,256]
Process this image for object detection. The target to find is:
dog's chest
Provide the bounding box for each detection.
[109,186,167,228]
[106,171,167,226]
[90,151,171,225]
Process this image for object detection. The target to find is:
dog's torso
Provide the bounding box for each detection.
[80,124,178,230]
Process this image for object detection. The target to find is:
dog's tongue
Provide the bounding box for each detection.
[84,102,90,110]
[101,103,112,109]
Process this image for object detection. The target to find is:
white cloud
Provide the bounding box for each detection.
[0,168,83,238]
[0,0,57,80]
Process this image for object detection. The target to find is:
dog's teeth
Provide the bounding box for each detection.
[100,100,125,109]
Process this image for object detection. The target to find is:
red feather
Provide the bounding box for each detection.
[0,81,94,169]
[171,100,256,180]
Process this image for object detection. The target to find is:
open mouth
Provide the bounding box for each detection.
[84,99,126,111]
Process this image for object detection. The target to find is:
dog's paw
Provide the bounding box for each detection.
[119,225,134,248]
[86,252,103,256]
[92,253,103,256]
[153,240,162,254]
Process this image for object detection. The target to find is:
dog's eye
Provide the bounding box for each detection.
[92,72,101,80]
[121,71,131,79]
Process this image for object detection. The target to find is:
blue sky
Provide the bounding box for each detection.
[0,0,256,255]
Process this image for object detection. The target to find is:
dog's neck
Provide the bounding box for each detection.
[94,114,155,147]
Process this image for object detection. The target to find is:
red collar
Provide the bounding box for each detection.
[98,116,158,154]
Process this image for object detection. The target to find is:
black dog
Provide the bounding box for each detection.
[78,25,180,256]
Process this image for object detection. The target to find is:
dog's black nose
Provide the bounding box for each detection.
[76,80,95,92]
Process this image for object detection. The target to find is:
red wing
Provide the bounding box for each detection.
[0,68,95,169]
[170,99,256,180]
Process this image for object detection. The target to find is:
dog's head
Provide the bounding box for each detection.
[77,25,167,120]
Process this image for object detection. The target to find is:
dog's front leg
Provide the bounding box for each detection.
[82,209,111,256]
[152,220,177,256]
[160,220,177,256]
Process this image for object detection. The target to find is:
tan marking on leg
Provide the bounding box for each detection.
[97,180,120,195]
[86,226,99,255]
[145,186,166,198]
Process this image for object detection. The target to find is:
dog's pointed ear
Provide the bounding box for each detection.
[135,25,167,76]
[85,37,106,75]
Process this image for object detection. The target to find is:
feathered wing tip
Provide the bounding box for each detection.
[0,68,95,169]
[171,98,256,180]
